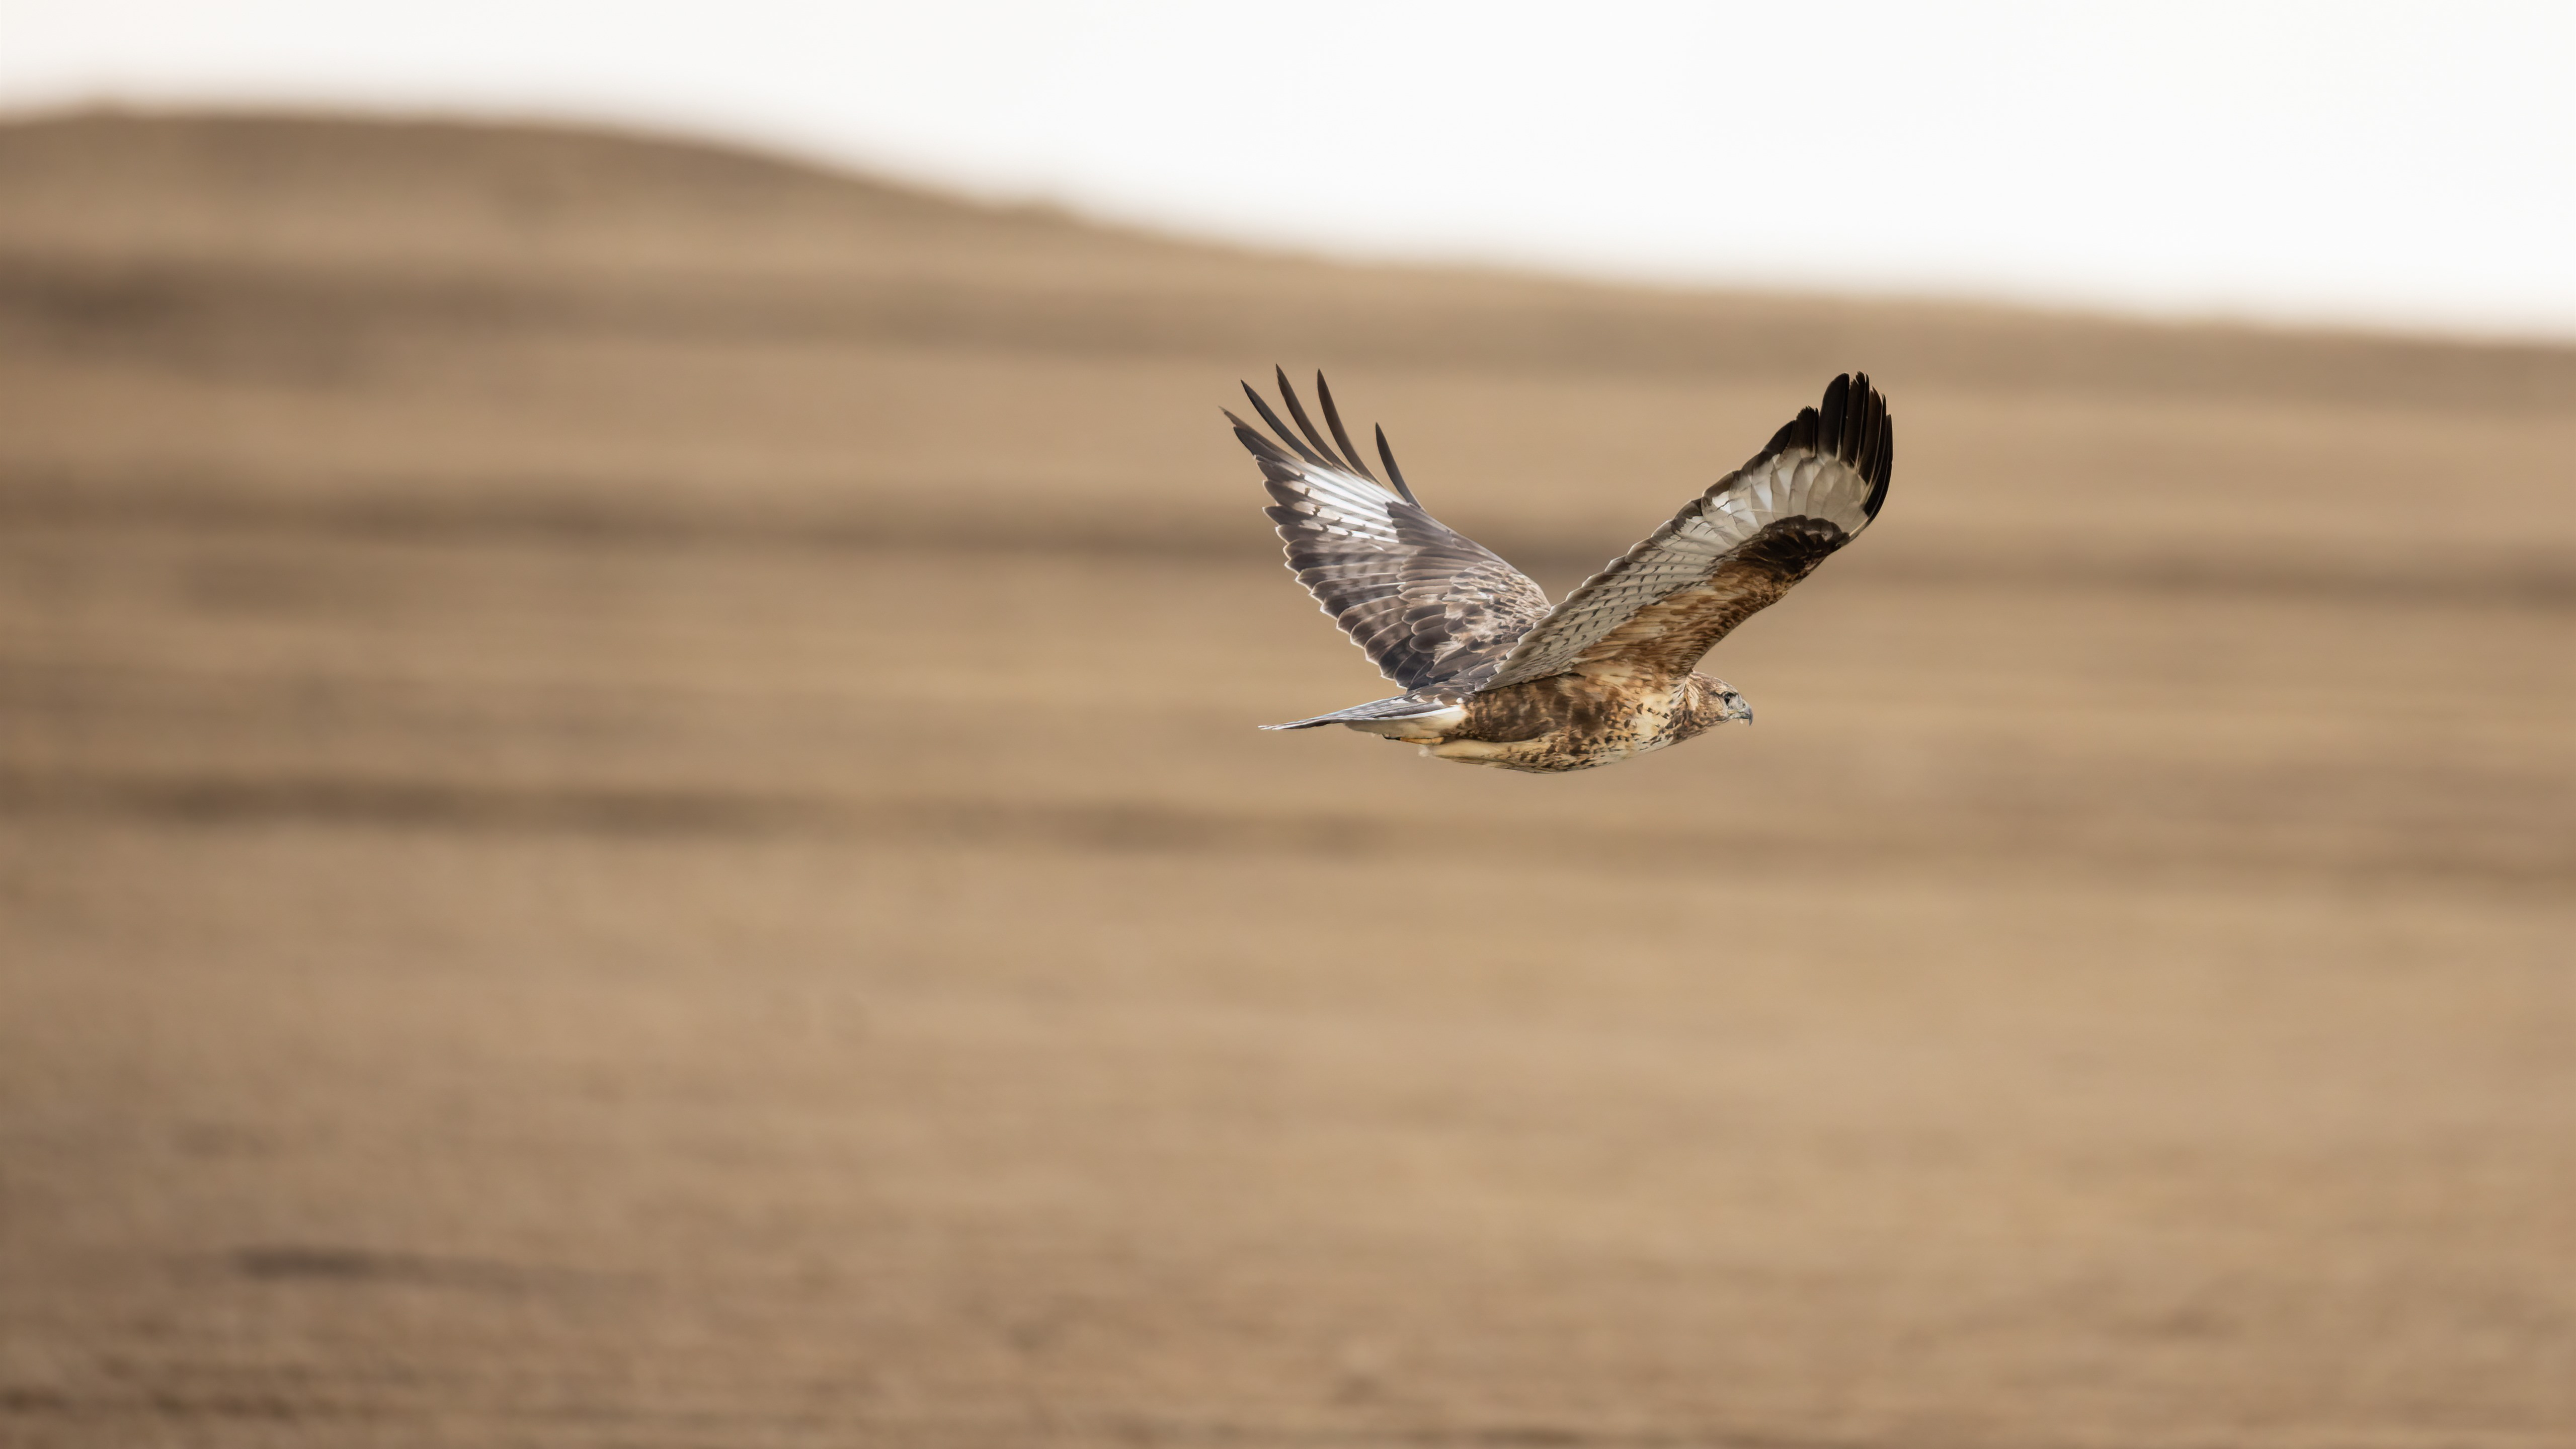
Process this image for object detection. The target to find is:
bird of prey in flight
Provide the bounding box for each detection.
[1228,371,1892,774]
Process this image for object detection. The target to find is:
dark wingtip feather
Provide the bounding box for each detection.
[1232,372,1428,508]
[1765,407,1817,456]
[1240,379,1329,468]
[1374,424,1420,507]
[1817,373,1851,457]
[1313,373,1379,484]
[1224,407,1297,467]
[1763,372,1893,518]
[1839,371,1894,517]
[1273,367,1350,472]
[1864,412,1894,519]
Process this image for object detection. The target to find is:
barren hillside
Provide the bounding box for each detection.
[1,112,2568,1448]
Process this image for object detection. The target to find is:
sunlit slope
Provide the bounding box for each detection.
[1,110,2568,889]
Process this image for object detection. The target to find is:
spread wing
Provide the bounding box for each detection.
[1486,373,1893,689]
[1231,369,1552,693]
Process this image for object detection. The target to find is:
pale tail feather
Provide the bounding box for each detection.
[1260,695,1458,731]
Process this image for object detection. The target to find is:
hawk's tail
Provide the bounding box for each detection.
[1260,694,1461,731]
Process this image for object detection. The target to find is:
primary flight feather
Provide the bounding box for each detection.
[1229,370,1893,774]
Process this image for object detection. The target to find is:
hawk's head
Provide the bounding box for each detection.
[1715,684,1753,726]
[1685,674,1754,732]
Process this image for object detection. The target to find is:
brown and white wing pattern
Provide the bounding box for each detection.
[1485,373,1893,689]
[1231,370,1552,693]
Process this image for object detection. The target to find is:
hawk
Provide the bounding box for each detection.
[1229,370,1893,773]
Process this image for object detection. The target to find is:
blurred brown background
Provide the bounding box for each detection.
[0,112,2569,1446]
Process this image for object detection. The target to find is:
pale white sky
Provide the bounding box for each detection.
[3,1,2570,338]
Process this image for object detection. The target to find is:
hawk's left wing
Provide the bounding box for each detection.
[1231,370,1553,694]
[1484,373,1893,689]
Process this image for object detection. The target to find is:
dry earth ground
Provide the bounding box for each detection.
[0,114,2570,1446]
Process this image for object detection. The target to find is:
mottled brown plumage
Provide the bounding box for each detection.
[1233,371,1892,773]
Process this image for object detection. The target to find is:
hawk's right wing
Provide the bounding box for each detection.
[1484,373,1893,690]
[1231,370,1552,694]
